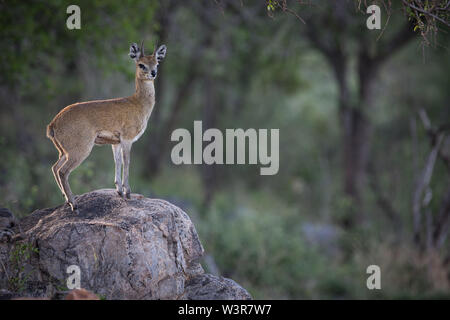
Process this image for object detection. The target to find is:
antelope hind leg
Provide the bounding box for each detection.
[58,157,78,212]
[57,142,94,212]
[52,154,66,196]
[51,138,67,197]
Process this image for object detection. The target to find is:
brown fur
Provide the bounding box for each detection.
[47,42,166,211]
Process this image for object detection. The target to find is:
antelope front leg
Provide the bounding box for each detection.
[112,144,123,196]
[121,141,132,199]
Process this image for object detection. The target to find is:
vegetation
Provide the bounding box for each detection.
[8,242,39,293]
[0,0,449,299]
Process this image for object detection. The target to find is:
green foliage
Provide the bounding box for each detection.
[193,178,450,299]
[0,0,158,87]
[404,0,450,37]
[53,280,69,293]
[198,195,328,298]
[8,242,39,293]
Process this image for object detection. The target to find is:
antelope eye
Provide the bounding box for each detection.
[138,63,146,70]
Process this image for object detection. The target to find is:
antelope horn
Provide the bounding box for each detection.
[140,40,145,56]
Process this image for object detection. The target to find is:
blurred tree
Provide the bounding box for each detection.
[263,0,420,229]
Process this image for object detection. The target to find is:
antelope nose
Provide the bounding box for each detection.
[151,70,156,77]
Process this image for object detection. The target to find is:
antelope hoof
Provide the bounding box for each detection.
[115,181,123,197]
[125,190,131,199]
[68,201,78,213]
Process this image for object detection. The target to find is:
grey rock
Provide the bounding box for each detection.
[0,189,251,300]
[0,208,16,242]
[0,289,14,300]
[182,274,252,300]
[0,207,15,224]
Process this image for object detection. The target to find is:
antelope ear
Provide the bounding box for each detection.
[129,43,142,61]
[155,45,167,62]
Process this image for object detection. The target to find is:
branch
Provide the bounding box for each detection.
[419,108,450,170]
[374,20,417,64]
[433,184,450,248]
[402,0,450,28]
[413,108,449,247]
[277,0,306,24]
[412,119,444,245]
[266,0,306,23]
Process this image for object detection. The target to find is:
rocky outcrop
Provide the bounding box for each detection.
[182,274,252,300]
[0,189,251,300]
[0,208,17,242]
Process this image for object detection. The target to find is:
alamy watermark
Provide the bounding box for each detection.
[66,5,81,30]
[366,4,381,30]
[171,121,279,175]
[366,265,381,290]
[66,264,81,290]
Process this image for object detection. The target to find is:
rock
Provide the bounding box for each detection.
[0,208,16,242]
[0,189,251,300]
[182,274,252,300]
[0,289,14,300]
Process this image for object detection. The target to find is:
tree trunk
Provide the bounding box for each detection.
[333,52,376,229]
[340,107,371,227]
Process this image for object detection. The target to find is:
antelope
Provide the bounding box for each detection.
[46,41,166,212]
